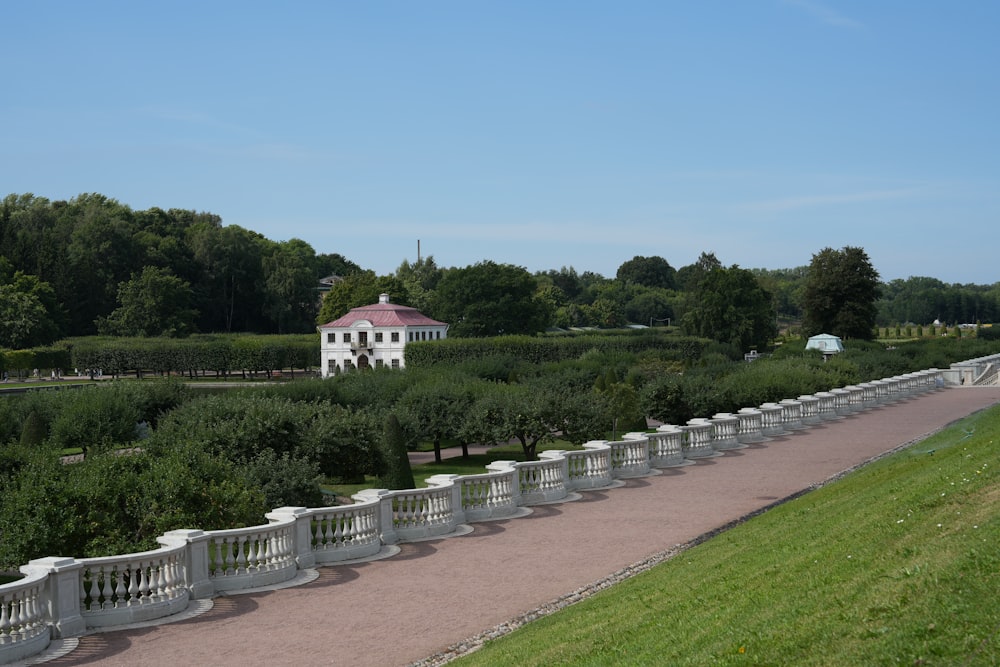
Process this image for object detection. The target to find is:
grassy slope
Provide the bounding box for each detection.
[455,405,1000,666]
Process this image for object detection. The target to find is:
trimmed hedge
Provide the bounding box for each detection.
[0,345,73,378]
[64,334,320,378]
[405,331,713,368]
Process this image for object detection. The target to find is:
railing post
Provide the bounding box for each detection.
[19,557,86,638]
[157,529,214,599]
[266,507,316,569]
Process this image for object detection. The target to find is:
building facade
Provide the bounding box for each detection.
[318,293,448,376]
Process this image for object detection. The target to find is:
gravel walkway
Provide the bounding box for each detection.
[35,387,1000,667]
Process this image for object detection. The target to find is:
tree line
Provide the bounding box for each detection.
[4,192,999,355]
[0,193,359,346]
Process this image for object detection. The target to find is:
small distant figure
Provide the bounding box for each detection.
[2,371,8,382]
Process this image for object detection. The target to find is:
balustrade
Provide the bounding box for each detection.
[387,486,455,540]
[859,383,878,409]
[778,400,807,431]
[307,501,382,564]
[454,470,518,521]
[830,388,852,415]
[650,425,688,466]
[564,445,614,488]
[0,358,978,666]
[0,570,49,664]
[759,403,788,436]
[844,385,866,412]
[606,437,652,477]
[813,392,839,420]
[681,420,717,458]
[204,520,296,592]
[796,395,822,425]
[77,544,188,627]
[709,413,742,450]
[735,408,768,444]
[515,458,567,504]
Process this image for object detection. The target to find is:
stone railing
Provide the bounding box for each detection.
[950,353,1000,386]
[0,367,952,664]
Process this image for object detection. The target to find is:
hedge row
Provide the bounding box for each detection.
[405,331,713,367]
[1,335,320,379]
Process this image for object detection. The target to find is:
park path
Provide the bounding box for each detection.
[38,387,1000,667]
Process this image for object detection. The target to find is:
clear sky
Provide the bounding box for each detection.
[2,1,997,284]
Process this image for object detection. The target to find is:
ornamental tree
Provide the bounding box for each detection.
[802,246,880,340]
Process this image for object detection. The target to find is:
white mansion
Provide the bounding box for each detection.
[318,293,448,375]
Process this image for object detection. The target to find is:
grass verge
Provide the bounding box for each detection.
[453,405,1000,666]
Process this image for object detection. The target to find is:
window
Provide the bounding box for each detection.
[343,332,352,343]
[344,359,354,371]
[327,359,336,372]
[359,332,368,346]
[391,332,399,343]
[327,333,335,344]
[408,332,414,342]
[435,331,441,340]
[391,359,400,369]
[375,359,384,368]
[374,332,383,343]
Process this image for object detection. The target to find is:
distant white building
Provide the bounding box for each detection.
[318,294,448,375]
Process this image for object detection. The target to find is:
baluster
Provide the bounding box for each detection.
[1,596,12,640]
[8,598,22,641]
[150,561,164,603]
[251,533,264,571]
[100,566,115,610]
[136,563,150,604]
[332,514,343,546]
[223,536,235,574]
[123,563,138,607]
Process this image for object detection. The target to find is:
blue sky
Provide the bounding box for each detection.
[2,1,997,284]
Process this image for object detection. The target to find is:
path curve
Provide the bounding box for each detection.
[39,387,1000,667]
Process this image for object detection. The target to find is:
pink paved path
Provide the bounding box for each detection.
[48,387,1000,667]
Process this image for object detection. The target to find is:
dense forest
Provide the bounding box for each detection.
[2,192,999,353]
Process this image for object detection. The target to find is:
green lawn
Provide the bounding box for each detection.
[453,405,1000,666]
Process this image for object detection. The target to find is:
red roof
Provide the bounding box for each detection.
[320,302,447,328]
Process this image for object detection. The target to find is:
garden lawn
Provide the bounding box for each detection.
[455,405,1000,666]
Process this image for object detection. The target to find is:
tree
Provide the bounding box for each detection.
[431,261,549,337]
[395,256,443,314]
[380,413,415,490]
[188,222,266,333]
[98,266,198,337]
[465,378,606,460]
[802,246,880,340]
[0,268,65,349]
[261,239,319,333]
[676,251,722,292]
[64,194,144,334]
[396,371,485,462]
[616,255,677,290]
[681,265,776,351]
[316,271,410,324]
